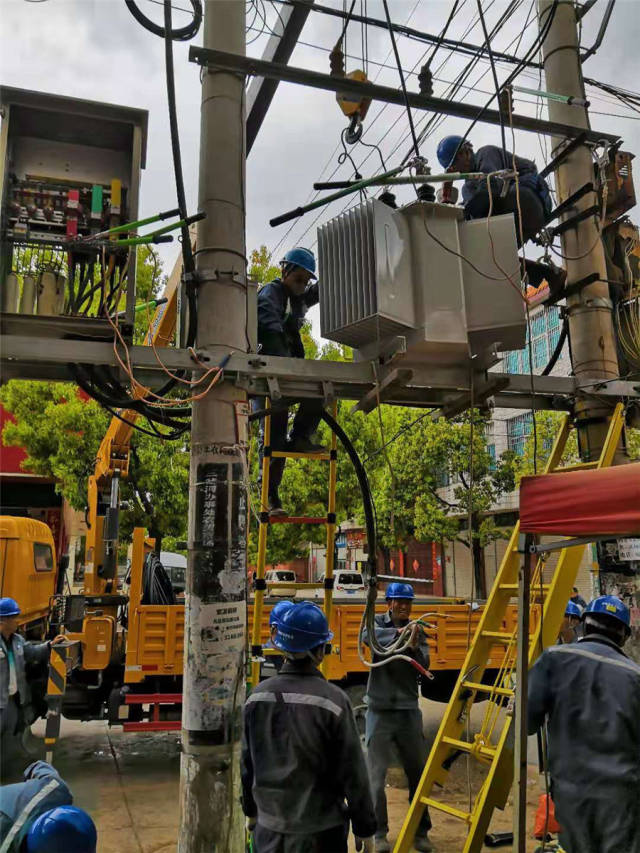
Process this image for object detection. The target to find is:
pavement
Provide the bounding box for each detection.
[0,702,547,853]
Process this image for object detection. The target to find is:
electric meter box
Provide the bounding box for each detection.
[0,86,148,335]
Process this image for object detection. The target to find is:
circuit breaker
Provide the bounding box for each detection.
[0,86,147,335]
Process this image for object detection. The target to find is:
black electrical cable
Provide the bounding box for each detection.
[541,316,568,376]
[124,0,202,40]
[141,553,177,605]
[381,0,420,158]
[476,0,508,168]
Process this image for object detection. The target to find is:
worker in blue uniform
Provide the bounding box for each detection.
[436,135,564,293]
[362,582,434,853]
[0,760,97,852]
[241,602,376,853]
[558,600,582,644]
[1,598,64,774]
[527,595,640,853]
[254,247,325,517]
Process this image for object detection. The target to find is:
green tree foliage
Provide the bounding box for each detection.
[0,247,186,548]
[249,245,280,286]
[517,410,579,479]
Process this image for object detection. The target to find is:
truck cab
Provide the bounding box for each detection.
[0,516,58,637]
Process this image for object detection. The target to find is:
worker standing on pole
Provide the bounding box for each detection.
[527,596,640,853]
[241,602,376,852]
[255,247,325,517]
[363,583,435,853]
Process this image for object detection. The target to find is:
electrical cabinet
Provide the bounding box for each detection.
[0,86,147,336]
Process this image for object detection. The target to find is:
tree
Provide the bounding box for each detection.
[517,410,579,479]
[0,247,188,549]
[249,245,280,285]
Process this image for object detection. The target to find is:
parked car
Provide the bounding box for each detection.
[265,568,298,598]
[315,569,365,598]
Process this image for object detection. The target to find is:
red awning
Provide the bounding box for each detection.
[519,463,640,536]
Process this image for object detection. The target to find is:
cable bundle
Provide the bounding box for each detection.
[141,552,177,606]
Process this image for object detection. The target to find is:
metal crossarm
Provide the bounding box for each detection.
[393,404,625,853]
[248,400,338,687]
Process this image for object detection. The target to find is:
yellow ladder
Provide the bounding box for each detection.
[249,400,338,686]
[394,403,625,853]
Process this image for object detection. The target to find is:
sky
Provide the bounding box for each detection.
[2,0,639,338]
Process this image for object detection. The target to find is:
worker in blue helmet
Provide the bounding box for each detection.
[0,760,96,852]
[254,247,325,517]
[436,134,564,294]
[266,599,295,673]
[528,595,640,853]
[241,602,376,852]
[558,600,582,644]
[362,582,434,853]
[1,599,65,774]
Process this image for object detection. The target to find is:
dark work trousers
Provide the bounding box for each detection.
[465,184,546,246]
[252,397,324,500]
[0,696,26,782]
[553,784,640,853]
[253,820,349,853]
[365,708,431,838]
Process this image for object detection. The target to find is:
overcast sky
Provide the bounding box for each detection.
[2,0,639,337]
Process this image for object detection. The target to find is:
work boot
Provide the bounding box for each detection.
[268,495,287,518]
[374,836,391,853]
[287,435,327,453]
[414,834,435,852]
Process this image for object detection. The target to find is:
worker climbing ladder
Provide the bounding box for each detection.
[394,404,625,853]
[249,401,339,687]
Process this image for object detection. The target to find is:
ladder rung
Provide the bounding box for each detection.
[499,583,550,592]
[481,630,515,643]
[268,516,328,525]
[420,797,472,823]
[551,461,599,472]
[462,681,513,698]
[271,450,331,460]
[442,736,497,761]
[265,581,325,589]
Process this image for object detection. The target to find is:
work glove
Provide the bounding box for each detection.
[355,837,374,853]
[245,817,257,833]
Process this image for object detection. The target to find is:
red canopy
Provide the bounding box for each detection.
[519,463,640,536]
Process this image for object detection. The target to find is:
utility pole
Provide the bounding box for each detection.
[538,0,620,461]
[178,1,248,851]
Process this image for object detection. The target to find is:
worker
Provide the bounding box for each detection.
[267,599,294,673]
[0,598,64,768]
[0,760,97,852]
[255,247,325,517]
[362,582,434,853]
[558,601,582,644]
[436,135,564,292]
[570,587,587,610]
[527,595,640,853]
[241,601,376,852]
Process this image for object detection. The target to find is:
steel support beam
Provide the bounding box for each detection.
[246,0,314,153]
[189,46,619,144]
[3,336,639,408]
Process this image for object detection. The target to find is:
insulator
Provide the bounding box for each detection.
[330,43,345,77]
[418,65,434,97]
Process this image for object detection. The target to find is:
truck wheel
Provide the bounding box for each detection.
[344,684,367,743]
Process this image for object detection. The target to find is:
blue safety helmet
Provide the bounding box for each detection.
[281,247,316,278]
[26,806,97,853]
[269,599,294,627]
[0,597,20,618]
[272,602,333,653]
[583,595,631,630]
[565,601,582,619]
[436,134,467,169]
[385,582,415,601]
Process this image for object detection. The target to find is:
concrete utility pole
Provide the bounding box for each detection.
[178,1,248,851]
[538,0,620,460]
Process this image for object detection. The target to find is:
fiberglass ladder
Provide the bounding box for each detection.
[393,403,625,853]
[249,401,339,687]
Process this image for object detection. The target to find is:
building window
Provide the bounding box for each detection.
[503,306,563,375]
[487,443,496,470]
[533,336,548,369]
[507,412,533,455]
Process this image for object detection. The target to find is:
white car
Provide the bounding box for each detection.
[265,569,298,598]
[316,570,365,598]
